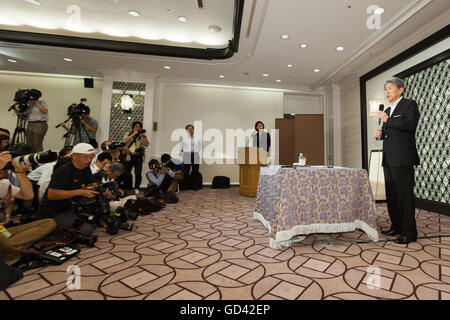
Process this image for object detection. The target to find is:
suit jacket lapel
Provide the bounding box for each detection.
[390,98,407,117]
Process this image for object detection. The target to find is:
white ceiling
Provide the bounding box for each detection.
[0,0,449,89]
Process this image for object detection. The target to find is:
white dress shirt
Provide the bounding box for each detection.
[180,133,202,153]
[389,97,403,116]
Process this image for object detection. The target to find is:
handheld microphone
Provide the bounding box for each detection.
[378,104,384,125]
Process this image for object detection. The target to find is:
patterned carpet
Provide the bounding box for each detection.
[1,187,450,300]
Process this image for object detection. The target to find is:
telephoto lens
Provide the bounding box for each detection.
[12,150,58,167]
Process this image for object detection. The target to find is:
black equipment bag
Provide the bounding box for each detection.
[161,191,179,204]
[12,228,81,272]
[211,176,230,189]
[184,172,203,190]
[0,255,23,290]
[125,197,165,216]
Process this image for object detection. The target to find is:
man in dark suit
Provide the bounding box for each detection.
[375,77,420,244]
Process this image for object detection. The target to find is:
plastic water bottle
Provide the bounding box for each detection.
[298,153,305,166]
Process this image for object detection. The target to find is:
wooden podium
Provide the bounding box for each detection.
[238,147,268,197]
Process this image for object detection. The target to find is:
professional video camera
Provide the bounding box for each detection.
[66,102,87,125]
[3,150,58,171]
[72,183,133,235]
[8,89,42,113]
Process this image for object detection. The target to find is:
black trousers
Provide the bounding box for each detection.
[124,155,143,189]
[183,153,199,176]
[383,164,417,239]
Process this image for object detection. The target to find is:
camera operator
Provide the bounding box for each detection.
[60,105,98,146]
[161,153,184,192]
[36,143,102,237]
[146,159,175,194]
[123,122,149,191]
[0,150,56,257]
[11,94,48,153]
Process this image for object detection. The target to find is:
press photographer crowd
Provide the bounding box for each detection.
[0,90,203,290]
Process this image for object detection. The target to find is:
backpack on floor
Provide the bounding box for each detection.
[0,255,23,290]
[161,191,179,204]
[185,172,203,190]
[211,176,230,189]
[125,197,165,215]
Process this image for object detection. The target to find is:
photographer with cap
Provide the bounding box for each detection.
[60,104,98,146]
[123,121,149,191]
[0,149,56,257]
[36,143,103,237]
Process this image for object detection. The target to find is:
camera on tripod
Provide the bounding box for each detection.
[102,142,126,150]
[9,89,42,113]
[3,150,58,171]
[66,102,88,125]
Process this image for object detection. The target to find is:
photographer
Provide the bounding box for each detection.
[91,152,113,175]
[123,122,149,191]
[36,143,100,237]
[99,141,133,191]
[60,105,98,146]
[146,159,175,194]
[0,135,9,150]
[11,93,48,153]
[161,153,184,192]
[0,150,56,257]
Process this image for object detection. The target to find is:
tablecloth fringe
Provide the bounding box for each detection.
[254,211,379,249]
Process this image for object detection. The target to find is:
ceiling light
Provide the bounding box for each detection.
[336,46,344,51]
[128,10,140,17]
[276,80,282,83]
[262,74,269,77]
[64,58,72,62]
[163,66,172,70]
[7,59,17,63]
[314,69,320,73]
[208,25,222,33]
[299,43,308,48]
[166,9,172,14]
[219,75,225,78]
[286,64,294,68]
[24,0,40,5]
[178,16,188,22]
[280,34,290,40]
[374,7,385,15]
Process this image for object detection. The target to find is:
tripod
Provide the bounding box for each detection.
[10,113,28,146]
[58,117,83,147]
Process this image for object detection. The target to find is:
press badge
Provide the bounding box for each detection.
[0,225,12,238]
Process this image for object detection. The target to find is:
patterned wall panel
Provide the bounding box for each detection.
[404,59,449,204]
[109,82,146,142]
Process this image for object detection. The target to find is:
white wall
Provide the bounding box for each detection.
[283,93,323,114]
[365,38,450,160]
[0,71,103,151]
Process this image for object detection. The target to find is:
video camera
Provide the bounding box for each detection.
[2,150,58,171]
[9,89,42,113]
[66,102,88,125]
[72,183,134,235]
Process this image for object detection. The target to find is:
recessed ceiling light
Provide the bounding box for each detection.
[7,59,17,63]
[128,10,140,17]
[178,16,188,22]
[219,75,225,78]
[166,9,172,14]
[286,64,294,68]
[64,58,73,62]
[262,73,269,77]
[314,69,320,73]
[163,66,172,70]
[336,46,344,51]
[299,43,308,48]
[24,0,40,5]
[280,34,290,40]
[208,25,222,33]
[374,7,385,15]
[276,80,282,83]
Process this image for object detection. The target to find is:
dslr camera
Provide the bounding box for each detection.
[9,89,42,113]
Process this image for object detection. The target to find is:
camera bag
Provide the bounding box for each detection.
[0,254,23,290]
[211,176,230,189]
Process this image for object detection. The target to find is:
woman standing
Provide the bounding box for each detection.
[252,121,271,152]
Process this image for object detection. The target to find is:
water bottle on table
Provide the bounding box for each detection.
[298,153,306,166]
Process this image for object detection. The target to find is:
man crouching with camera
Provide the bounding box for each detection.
[36,143,101,237]
[0,150,56,257]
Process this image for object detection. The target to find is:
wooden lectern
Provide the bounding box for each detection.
[238,147,269,197]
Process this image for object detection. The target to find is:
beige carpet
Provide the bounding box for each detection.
[1,187,450,300]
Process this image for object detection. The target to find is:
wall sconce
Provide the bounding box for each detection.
[120,94,135,113]
[369,99,384,116]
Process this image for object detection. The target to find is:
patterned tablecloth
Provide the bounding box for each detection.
[254,166,378,249]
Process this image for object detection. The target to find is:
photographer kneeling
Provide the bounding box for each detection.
[161,154,184,192]
[36,143,101,237]
[146,159,175,194]
[0,150,56,257]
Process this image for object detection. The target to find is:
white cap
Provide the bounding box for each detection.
[71,143,96,154]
